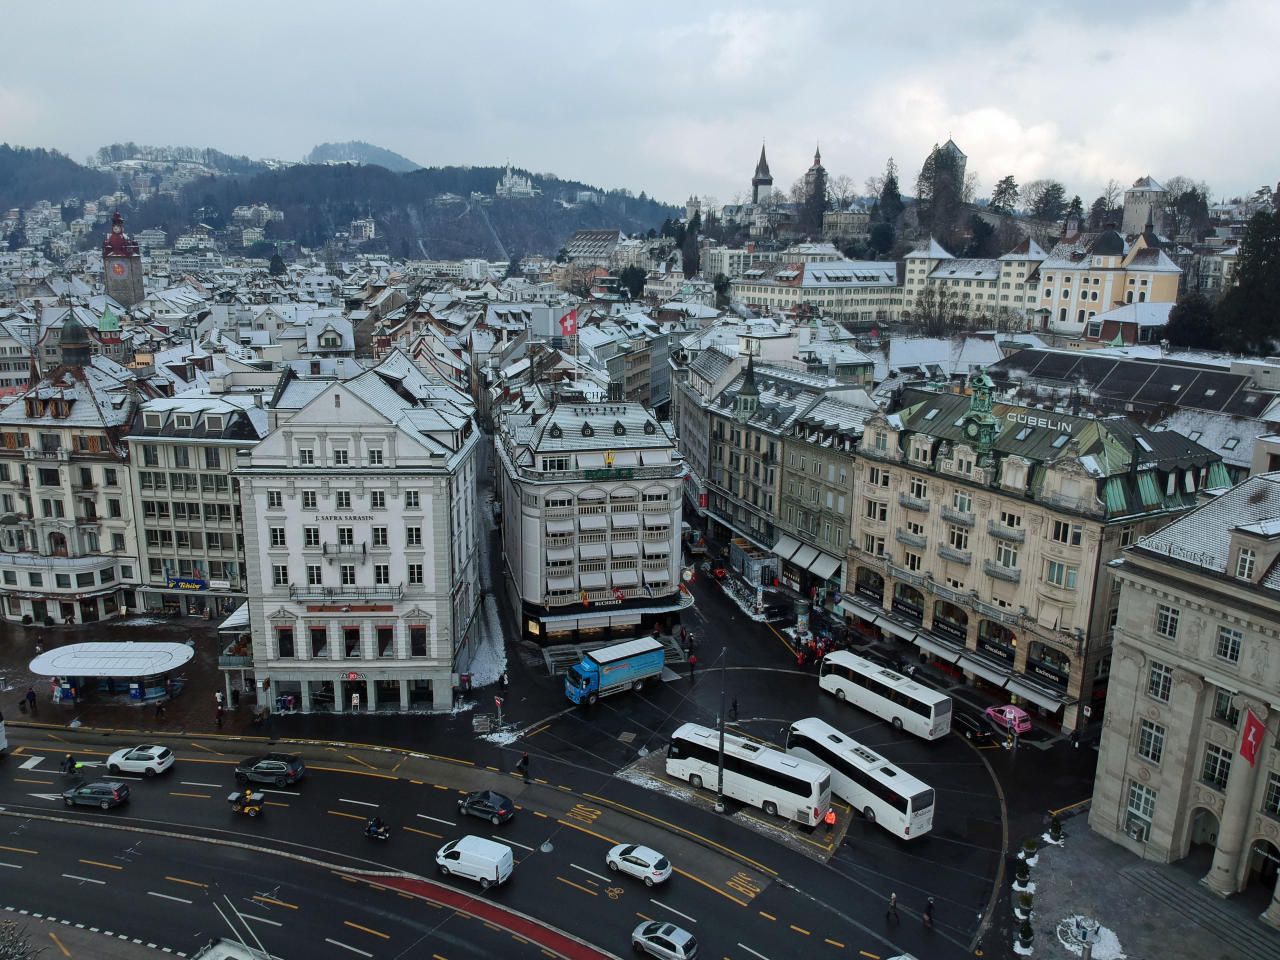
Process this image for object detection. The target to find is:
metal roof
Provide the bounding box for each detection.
[29,642,195,678]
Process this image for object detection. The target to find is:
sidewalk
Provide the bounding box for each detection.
[0,908,164,959]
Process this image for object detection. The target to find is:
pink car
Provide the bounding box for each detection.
[985,704,1032,734]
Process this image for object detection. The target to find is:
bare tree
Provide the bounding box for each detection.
[789,180,807,205]
[1102,178,1123,210]
[0,920,44,960]
[908,283,968,337]
[829,174,855,207]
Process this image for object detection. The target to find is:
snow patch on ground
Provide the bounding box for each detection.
[1013,941,1033,956]
[462,595,508,686]
[121,616,171,626]
[1013,880,1038,894]
[1041,833,1066,846]
[616,768,697,804]
[481,728,521,746]
[449,699,477,715]
[1055,916,1126,959]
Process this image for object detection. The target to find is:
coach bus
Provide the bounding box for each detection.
[819,650,952,739]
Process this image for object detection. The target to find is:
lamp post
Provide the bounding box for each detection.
[715,649,727,814]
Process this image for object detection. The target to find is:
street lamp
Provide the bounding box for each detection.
[715,648,727,814]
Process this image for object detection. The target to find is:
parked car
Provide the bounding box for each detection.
[107,744,175,777]
[458,789,515,825]
[632,921,698,960]
[63,780,130,810]
[235,753,306,787]
[606,843,671,886]
[985,704,1032,735]
[762,603,796,625]
[952,711,996,743]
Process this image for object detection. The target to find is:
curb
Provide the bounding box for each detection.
[1,906,187,959]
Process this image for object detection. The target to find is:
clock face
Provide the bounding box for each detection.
[965,420,980,439]
[110,261,127,277]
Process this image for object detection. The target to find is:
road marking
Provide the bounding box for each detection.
[48,932,70,958]
[554,875,597,897]
[416,813,456,827]
[650,899,697,923]
[323,939,372,958]
[403,825,442,839]
[19,756,45,770]
[345,754,378,770]
[188,742,223,756]
[239,914,282,927]
[310,765,395,781]
[824,938,845,947]
[148,891,193,905]
[790,924,810,935]
[759,911,776,921]
[26,794,63,802]
[495,836,534,852]
[556,818,616,846]
[255,788,299,797]
[673,868,748,908]
[526,724,549,737]
[737,944,774,960]
[264,801,290,808]
[252,895,298,910]
[0,862,22,870]
[0,845,37,856]
[180,781,221,788]
[79,859,123,871]
[61,874,106,885]
[570,863,611,884]
[339,798,379,808]
[14,778,53,785]
[327,810,366,821]
[165,876,207,889]
[169,792,211,800]
[344,921,390,940]
[857,952,880,959]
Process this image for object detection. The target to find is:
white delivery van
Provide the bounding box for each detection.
[436,835,514,889]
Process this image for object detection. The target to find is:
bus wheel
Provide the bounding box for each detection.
[864,806,876,824]
[836,689,847,702]
[689,774,703,789]
[763,801,778,818]
[892,717,903,731]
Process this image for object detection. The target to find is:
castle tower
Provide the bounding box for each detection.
[751,143,773,204]
[102,210,144,307]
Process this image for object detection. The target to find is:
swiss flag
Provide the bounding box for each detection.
[613,588,626,601]
[559,308,578,336]
[1240,709,1266,767]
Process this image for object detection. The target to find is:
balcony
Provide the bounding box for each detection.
[218,640,253,668]
[988,520,1026,543]
[288,584,403,602]
[322,542,367,558]
[940,505,975,527]
[938,545,972,565]
[983,559,1021,584]
[898,493,930,513]
[895,528,927,549]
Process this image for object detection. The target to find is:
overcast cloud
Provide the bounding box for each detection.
[2,0,1276,205]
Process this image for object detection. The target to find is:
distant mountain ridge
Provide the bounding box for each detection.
[305,141,422,172]
[0,144,116,210]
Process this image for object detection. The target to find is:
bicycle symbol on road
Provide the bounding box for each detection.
[606,886,624,900]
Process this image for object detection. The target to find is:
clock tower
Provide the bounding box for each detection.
[961,367,1001,461]
[102,210,144,307]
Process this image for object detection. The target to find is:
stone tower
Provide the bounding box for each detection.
[102,210,144,307]
[752,144,773,204]
[58,314,94,368]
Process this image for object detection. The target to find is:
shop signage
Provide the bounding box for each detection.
[977,638,1015,662]
[1028,661,1068,686]
[209,579,231,590]
[316,514,374,521]
[306,604,393,613]
[584,468,634,480]
[166,577,207,591]
[1005,412,1073,433]
[343,671,366,681]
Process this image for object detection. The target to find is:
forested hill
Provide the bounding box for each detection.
[0,144,116,210]
[131,163,678,259]
[305,141,421,172]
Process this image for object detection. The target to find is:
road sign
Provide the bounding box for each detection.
[1083,705,1092,718]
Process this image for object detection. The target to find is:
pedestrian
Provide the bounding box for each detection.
[155,701,167,721]
[215,705,224,729]
[231,687,240,709]
[25,686,36,715]
[517,751,530,783]
[923,896,934,928]
[730,697,738,721]
[886,892,899,924]
[34,642,43,656]
[215,690,224,708]
[1071,729,1080,749]
[499,671,509,692]
[687,652,697,680]
[351,691,361,712]
[61,753,74,775]
[824,807,836,836]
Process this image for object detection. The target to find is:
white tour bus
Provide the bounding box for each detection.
[785,717,934,839]
[819,650,952,739]
[666,722,830,826]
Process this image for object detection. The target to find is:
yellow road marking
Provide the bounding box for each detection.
[766,620,800,657]
[48,931,70,957]
[79,859,123,871]
[434,955,448,960]
[533,810,549,818]
[526,724,549,737]
[511,934,529,945]
[253,895,298,910]
[635,912,653,921]
[554,875,597,897]
[673,867,748,907]
[166,876,208,889]
[556,818,616,846]
[327,809,365,820]
[188,742,223,756]
[403,825,442,839]
[483,922,501,933]
[1049,797,1091,817]
[339,875,357,884]
[264,801,290,808]
[432,784,450,791]
[825,938,845,947]
[346,754,378,770]
[790,924,811,935]
[310,764,396,781]
[344,920,390,940]
[411,779,425,785]
[858,951,881,959]
[169,791,211,799]
[485,765,500,772]
[15,778,53,785]
[0,845,37,855]
[392,759,404,773]
[47,733,70,744]
[759,911,776,921]
[11,747,25,755]
[541,951,556,960]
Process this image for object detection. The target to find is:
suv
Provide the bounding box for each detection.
[63,780,130,810]
[457,790,515,825]
[235,753,305,787]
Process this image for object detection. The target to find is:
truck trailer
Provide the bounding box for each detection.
[564,637,666,706]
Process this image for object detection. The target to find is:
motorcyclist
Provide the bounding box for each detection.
[366,815,387,837]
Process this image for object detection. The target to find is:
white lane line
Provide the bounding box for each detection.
[651,898,697,923]
[239,914,283,927]
[416,813,456,827]
[323,939,373,958]
[737,944,772,960]
[147,892,193,905]
[180,781,222,788]
[0,862,23,870]
[18,757,44,770]
[570,863,611,884]
[338,798,379,808]
[61,874,106,885]
[254,788,299,797]
[493,836,534,852]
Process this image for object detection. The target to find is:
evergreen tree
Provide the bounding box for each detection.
[989,175,1019,214]
[800,165,828,236]
[1215,209,1280,354]
[878,158,904,224]
[1164,293,1217,350]
[6,209,25,251]
[1066,195,1084,223]
[681,212,701,277]
[868,222,895,257]
[618,265,647,299]
[269,252,287,276]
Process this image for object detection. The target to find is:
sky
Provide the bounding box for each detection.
[2,0,1277,207]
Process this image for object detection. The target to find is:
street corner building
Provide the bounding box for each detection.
[1090,472,1280,922]
[236,349,482,713]
[493,400,690,644]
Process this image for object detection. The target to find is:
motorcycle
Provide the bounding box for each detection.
[364,820,391,841]
[227,789,264,817]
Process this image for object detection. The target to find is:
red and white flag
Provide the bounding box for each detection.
[1240,709,1266,767]
[559,308,578,336]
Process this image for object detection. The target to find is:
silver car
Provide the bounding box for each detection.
[606,843,671,886]
[631,921,698,960]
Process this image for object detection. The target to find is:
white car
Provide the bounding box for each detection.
[106,744,175,777]
[606,843,672,886]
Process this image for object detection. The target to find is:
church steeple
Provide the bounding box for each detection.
[813,142,822,167]
[752,143,773,204]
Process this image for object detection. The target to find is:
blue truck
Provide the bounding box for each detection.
[564,637,666,706]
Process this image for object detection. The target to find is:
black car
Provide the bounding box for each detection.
[952,711,996,743]
[235,753,306,787]
[458,789,515,825]
[63,780,130,810]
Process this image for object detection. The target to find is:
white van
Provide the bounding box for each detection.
[435,835,513,889]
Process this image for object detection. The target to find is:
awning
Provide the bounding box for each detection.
[579,543,607,560]
[1004,677,1067,712]
[877,616,919,643]
[837,595,883,626]
[643,514,669,529]
[609,611,643,626]
[580,572,608,589]
[546,519,574,534]
[578,453,607,468]
[791,545,820,569]
[642,541,669,557]
[547,576,575,591]
[958,654,1011,688]
[643,569,670,585]
[611,570,639,587]
[579,514,607,531]
[547,547,575,562]
[772,534,802,561]
[611,513,640,528]
[915,634,961,664]
[218,605,250,632]
[29,641,195,678]
[579,489,606,500]
[611,541,640,557]
[810,552,842,581]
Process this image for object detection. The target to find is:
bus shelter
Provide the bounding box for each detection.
[29,641,194,705]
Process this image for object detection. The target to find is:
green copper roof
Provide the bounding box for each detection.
[98,306,120,332]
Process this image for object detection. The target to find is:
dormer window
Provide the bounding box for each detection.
[549,423,563,439]
[613,421,626,436]
[1236,548,1256,582]
[643,421,656,435]
[175,414,192,429]
[582,422,594,437]
[205,415,223,432]
[144,413,162,429]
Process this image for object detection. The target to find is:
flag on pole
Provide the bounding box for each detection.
[559,308,578,336]
[580,591,590,608]
[613,588,626,602]
[644,584,654,598]
[1240,708,1265,767]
